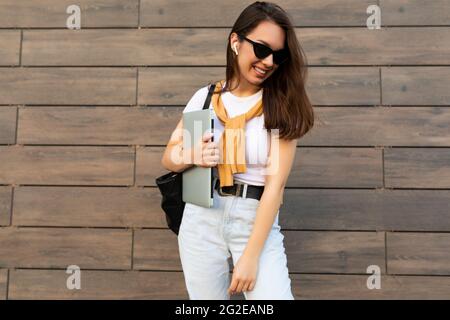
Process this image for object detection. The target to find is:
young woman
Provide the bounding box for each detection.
[161,1,314,300]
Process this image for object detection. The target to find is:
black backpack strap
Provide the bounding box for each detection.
[202,82,217,110]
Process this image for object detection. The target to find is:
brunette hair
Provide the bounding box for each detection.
[213,1,314,140]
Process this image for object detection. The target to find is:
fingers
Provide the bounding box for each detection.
[235,281,245,295]
[200,135,219,167]
[248,281,255,292]
[228,278,255,295]
[228,277,238,296]
[202,131,214,142]
[192,131,220,167]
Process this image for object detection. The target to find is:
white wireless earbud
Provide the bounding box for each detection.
[233,43,239,55]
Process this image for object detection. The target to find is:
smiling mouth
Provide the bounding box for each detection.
[253,65,269,76]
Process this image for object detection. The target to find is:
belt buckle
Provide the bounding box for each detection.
[218,185,234,197]
[218,183,242,197]
[235,184,242,197]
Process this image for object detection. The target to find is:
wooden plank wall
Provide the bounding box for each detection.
[0,0,449,299]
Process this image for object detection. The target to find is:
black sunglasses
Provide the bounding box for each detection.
[237,33,289,65]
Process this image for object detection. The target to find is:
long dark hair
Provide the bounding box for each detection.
[213,1,314,140]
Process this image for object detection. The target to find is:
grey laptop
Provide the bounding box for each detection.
[182,83,217,208]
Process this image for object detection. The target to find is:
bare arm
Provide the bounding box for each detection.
[161,118,193,172]
[161,118,219,172]
[243,135,298,259]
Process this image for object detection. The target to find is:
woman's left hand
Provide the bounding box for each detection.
[227,252,259,295]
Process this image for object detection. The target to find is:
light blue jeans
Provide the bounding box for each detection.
[178,177,295,300]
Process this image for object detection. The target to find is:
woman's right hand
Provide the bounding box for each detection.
[191,131,220,168]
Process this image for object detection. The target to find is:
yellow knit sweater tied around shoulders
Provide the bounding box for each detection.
[211,79,264,187]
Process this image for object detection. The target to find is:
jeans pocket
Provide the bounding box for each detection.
[234,197,259,229]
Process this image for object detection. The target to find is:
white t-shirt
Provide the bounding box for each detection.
[182,81,270,186]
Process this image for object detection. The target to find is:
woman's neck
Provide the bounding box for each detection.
[228,77,261,97]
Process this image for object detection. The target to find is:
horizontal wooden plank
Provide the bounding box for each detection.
[385,148,450,188]
[292,274,450,299]
[308,67,380,105]
[0,68,136,105]
[285,231,385,273]
[382,67,450,105]
[23,28,447,66]
[138,67,224,105]
[135,147,166,187]
[141,0,375,27]
[0,31,20,66]
[0,187,12,226]
[381,0,450,26]
[0,227,132,269]
[30,106,448,147]
[281,189,450,232]
[13,187,165,228]
[300,27,450,65]
[17,106,180,145]
[302,107,450,147]
[139,146,383,188]
[134,229,385,274]
[0,269,6,300]
[8,269,450,299]
[0,146,134,185]
[138,67,380,106]
[387,232,450,275]
[287,147,382,188]
[296,27,450,65]
[23,29,228,66]
[0,107,16,144]
[133,229,181,270]
[8,269,187,300]
[0,0,138,27]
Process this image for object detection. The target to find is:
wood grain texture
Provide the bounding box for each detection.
[12,187,165,228]
[299,27,450,65]
[133,229,385,274]
[281,189,450,232]
[23,29,228,66]
[17,106,181,145]
[0,31,20,66]
[0,270,6,300]
[8,269,450,299]
[0,0,448,300]
[141,0,375,27]
[138,67,225,105]
[22,27,450,66]
[137,147,383,188]
[307,67,380,105]
[135,147,166,187]
[8,269,187,300]
[382,67,450,105]
[0,187,12,227]
[133,229,182,270]
[0,107,16,145]
[385,148,450,188]
[301,107,450,147]
[292,274,450,299]
[0,227,132,269]
[138,67,380,106]
[287,147,383,188]
[0,68,136,105]
[0,146,134,185]
[0,0,138,28]
[285,231,385,273]
[387,232,450,275]
[29,106,449,147]
[381,0,450,26]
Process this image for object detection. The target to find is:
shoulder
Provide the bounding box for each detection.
[182,85,211,113]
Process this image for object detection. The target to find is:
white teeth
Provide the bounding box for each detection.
[254,66,267,74]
